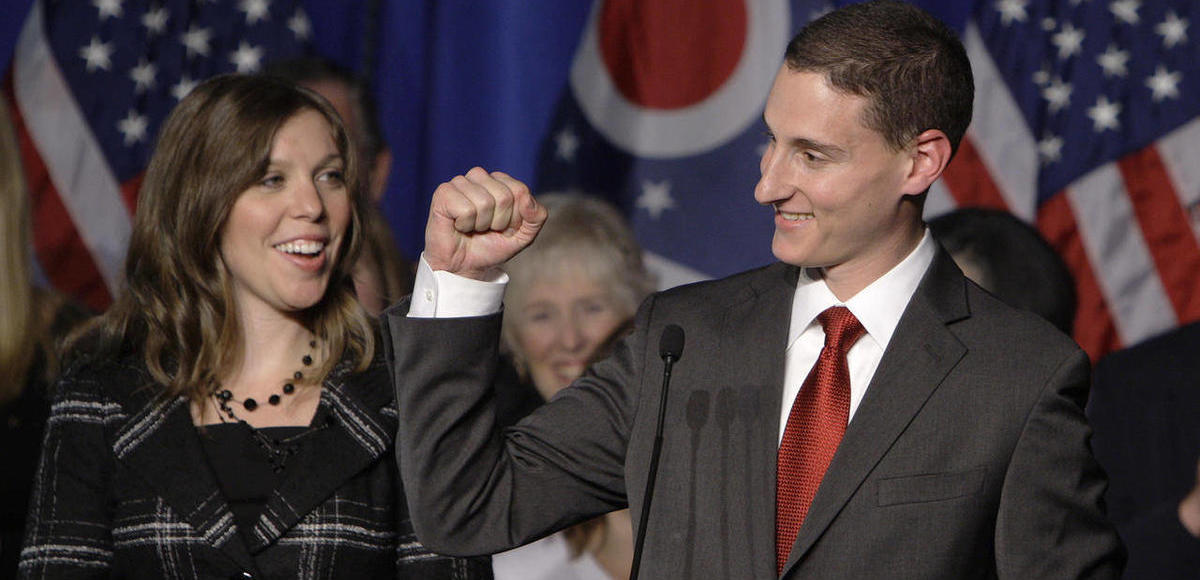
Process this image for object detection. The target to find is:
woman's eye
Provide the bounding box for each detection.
[582,301,609,315]
[318,169,345,184]
[260,174,283,188]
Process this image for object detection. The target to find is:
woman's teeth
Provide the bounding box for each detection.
[779,211,814,221]
[275,240,325,255]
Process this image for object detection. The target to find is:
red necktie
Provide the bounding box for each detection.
[775,306,865,574]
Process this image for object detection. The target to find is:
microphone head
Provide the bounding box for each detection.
[659,324,685,361]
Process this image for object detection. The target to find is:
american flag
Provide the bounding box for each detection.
[6,0,311,312]
[936,0,1200,359]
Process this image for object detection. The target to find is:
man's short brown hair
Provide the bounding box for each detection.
[785,0,973,156]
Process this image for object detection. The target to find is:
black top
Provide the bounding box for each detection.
[198,423,309,544]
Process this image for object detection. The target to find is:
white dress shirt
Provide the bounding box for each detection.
[408,230,937,447]
[777,230,936,443]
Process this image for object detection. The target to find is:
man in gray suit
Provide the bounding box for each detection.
[383,1,1124,577]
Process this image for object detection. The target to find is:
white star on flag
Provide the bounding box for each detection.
[1042,77,1072,113]
[995,0,1028,26]
[240,0,271,25]
[78,36,114,72]
[93,0,123,20]
[637,180,676,220]
[129,58,157,93]
[117,110,148,145]
[1086,95,1122,132]
[1052,23,1085,60]
[1145,65,1181,102]
[1109,0,1141,26]
[1155,11,1188,50]
[288,10,311,40]
[181,26,212,58]
[1038,134,1064,164]
[230,41,264,73]
[1032,66,1051,86]
[141,7,169,35]
[1096,45,1130,78]
[171,76,199,101]
[554,128,579,162]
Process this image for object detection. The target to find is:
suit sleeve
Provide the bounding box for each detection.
[994,348,1125,578]
[384,297,649,556]
[18,368,115,579]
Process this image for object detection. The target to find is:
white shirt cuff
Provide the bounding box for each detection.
[407,254,507,318]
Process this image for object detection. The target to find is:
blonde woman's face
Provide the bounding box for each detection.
[512,273,625,400]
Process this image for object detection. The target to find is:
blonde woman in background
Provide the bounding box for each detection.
[0,98,89,577]
[491,193,654,580]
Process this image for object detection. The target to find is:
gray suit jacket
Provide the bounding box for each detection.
[384,250,1124,578]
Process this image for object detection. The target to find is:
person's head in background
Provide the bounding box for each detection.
[0,97,74,403]
[501,193,655,400]
[928,207,1077,335]
[265,57,390,202]
[265,57,413,314]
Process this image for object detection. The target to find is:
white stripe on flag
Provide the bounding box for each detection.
[1066,164,1176,345]
[14,1,131,293]
[1155,117,1200,239]
[962,23,1038,221]
[644,251,710,291]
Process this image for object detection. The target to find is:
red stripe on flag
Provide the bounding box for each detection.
[1117,146,1200,326]
[1037,193,1120,362]
[940,136,1010,211]
[4,81,113,312]
[120,173,143,213]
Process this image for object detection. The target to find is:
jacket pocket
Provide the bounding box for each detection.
[876,467,986,506]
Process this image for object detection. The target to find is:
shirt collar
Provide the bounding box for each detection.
[788,229,937,349]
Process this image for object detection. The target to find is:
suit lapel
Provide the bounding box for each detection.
[717,263,797,577]
[783,250,971,573]
[112,382,256,571]
[247,360,395,552]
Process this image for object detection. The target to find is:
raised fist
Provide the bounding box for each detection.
[425,167,548,280]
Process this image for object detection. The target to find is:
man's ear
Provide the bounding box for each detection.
[369,148,393,204]
[901,129,952,196]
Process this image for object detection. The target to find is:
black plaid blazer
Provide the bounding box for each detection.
[19,351,491,579]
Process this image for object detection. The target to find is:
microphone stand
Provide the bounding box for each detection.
[630,324,684,580]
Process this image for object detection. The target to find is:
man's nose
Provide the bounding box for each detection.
[755,144,789,206]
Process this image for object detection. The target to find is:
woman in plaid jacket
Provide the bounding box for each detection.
[19,74,489,580]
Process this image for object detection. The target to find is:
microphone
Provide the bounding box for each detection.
[631,324,685,580]
[659,324,684,363]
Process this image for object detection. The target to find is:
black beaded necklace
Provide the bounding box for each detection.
[211,340,316,420]
[208,340,318,473]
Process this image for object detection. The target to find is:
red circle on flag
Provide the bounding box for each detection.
[598,0,747,110]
